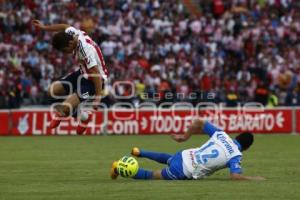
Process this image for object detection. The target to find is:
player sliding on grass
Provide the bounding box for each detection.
[32,20,108,134]
[111,119,265,181]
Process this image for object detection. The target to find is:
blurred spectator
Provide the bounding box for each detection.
[255,82,269,106]
[0,0,300,108]
[267,90,279,108]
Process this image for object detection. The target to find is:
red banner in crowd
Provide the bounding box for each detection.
[9,111,103,136]
[0,111,9,135]
[0,108,296,135]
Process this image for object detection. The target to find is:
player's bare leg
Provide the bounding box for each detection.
[49,93,80,129]
[49,81,66,128]
[152,170,164,179]
[48,81,66,97]
[56,94,80,116]
[48,81,93,133]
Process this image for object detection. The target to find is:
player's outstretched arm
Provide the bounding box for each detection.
[32,20,69,32]
[172,119,205,142]
[230,173,266,181]
[172,119,221,142]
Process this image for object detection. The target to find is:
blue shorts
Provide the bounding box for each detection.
[60,70,97,102]
[161,151,188,180]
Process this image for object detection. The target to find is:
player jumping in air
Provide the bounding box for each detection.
[32,20,108,134]
[111,119,265,181]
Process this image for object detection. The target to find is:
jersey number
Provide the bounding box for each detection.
[195,142,219,164]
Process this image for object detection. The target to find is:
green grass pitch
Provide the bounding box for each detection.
[1,135,300,200]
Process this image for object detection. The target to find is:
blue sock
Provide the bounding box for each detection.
[133,168,153,180]
[140,150,172,164]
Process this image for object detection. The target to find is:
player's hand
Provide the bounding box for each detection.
[171,134,188,143]
[32,20,45,30]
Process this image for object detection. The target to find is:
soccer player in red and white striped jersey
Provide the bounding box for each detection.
[32,20,108,134]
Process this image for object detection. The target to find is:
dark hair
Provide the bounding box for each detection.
[52,31,73,51]
[235,132,254,151]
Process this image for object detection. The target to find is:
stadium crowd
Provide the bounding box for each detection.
[1,0,300,108]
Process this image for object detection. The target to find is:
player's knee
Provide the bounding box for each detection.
[48,81,64,98]
[56,104,72,117]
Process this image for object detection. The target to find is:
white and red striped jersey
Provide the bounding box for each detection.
[65,26,108,81]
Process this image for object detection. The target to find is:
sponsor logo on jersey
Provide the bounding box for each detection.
[216,133,234,154]
[189,150,197,168]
